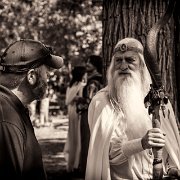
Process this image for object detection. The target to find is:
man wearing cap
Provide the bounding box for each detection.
[85,38,180,180]
[0,39,63,179]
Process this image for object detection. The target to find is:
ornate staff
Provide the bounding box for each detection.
[144,0,176,179]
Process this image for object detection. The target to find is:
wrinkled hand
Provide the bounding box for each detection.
[168,167,180,179]
[141,128,166,150]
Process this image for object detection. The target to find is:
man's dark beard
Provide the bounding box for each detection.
[31,76,48,100]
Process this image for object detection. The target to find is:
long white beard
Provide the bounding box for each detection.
[111,71,152,140]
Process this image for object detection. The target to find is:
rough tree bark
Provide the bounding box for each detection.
[102,0,179,120]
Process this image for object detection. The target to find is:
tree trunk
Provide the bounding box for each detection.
[102,0,179,120]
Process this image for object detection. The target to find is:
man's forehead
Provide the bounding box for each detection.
[113,51,139,58]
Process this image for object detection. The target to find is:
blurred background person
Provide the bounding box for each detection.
[28,100,38,126]
[39,88,51,127]
[64,66,87,176]
[77,55,103,178]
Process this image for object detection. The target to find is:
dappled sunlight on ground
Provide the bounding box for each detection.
[39,139,66,171]
[34,116,71,179]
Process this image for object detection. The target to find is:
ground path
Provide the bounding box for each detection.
[34,115,70,180]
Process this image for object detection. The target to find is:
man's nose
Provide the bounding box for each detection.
[120,60,128,71]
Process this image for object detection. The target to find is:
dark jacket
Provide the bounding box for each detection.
[77,71,103,177]
[0,85,47,180]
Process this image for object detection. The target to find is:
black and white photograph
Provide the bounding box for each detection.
[0,0,179,180]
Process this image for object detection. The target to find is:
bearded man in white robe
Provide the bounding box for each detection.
[85,38,180,180]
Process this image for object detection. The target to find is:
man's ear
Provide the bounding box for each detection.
[27,69,37,85]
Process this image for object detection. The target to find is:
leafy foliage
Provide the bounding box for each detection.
[0,0,102,65]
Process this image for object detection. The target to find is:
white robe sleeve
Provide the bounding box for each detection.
[109,129,144,165]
